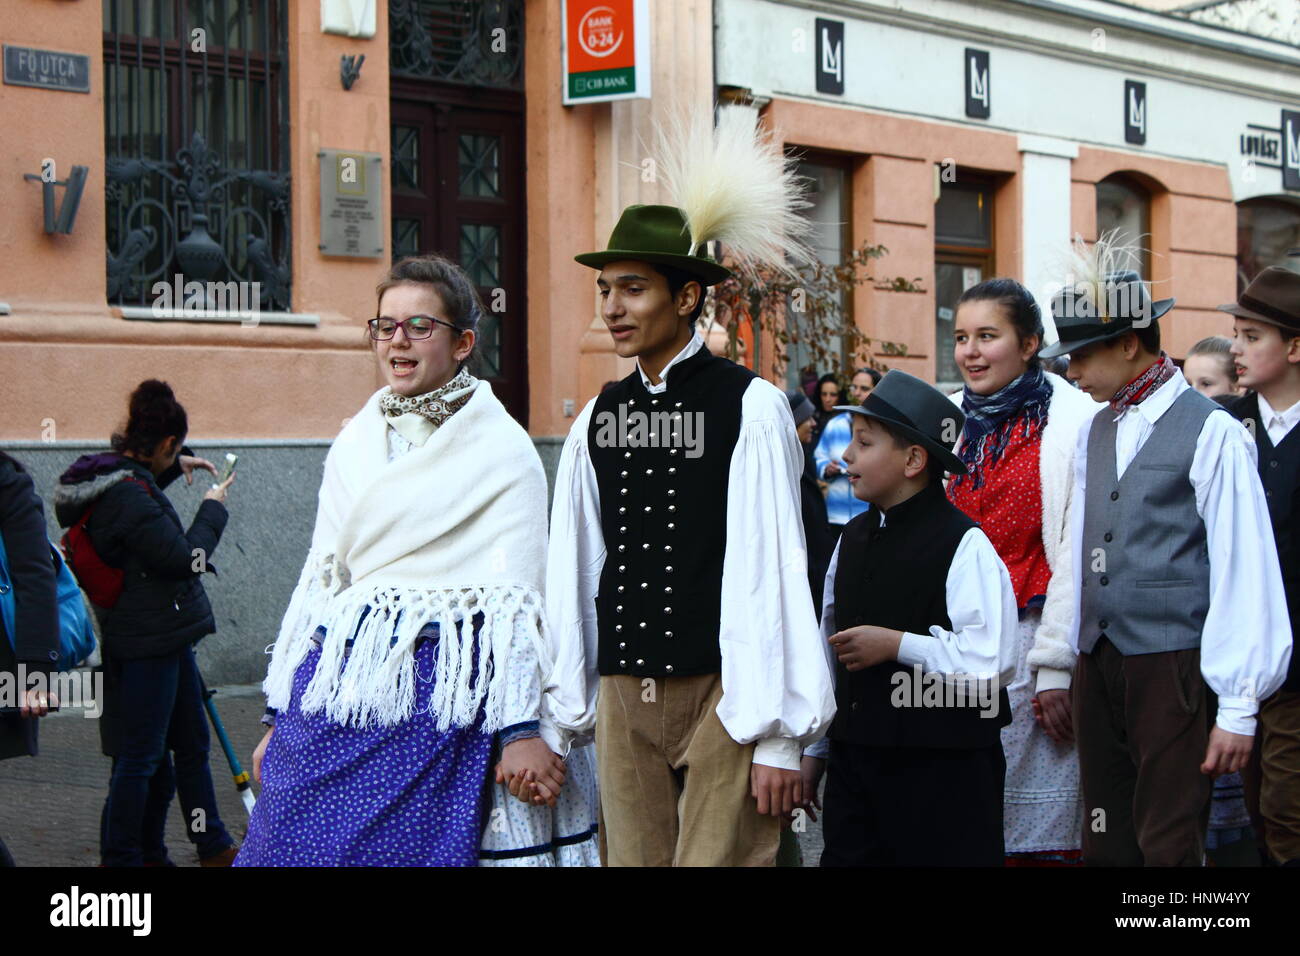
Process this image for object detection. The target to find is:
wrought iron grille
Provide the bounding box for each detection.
[389,0,523,88]
[103,0,291,310]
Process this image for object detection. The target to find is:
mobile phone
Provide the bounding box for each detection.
[212,453,238,490]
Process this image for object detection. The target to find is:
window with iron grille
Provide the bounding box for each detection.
[103,0,291,311]
[389,0,523,88]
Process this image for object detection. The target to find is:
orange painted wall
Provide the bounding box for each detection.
[763,99,1021,383]
[1072,147,1238,358]
[0,1,387,441]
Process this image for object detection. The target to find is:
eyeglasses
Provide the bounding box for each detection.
[367,315,459,340]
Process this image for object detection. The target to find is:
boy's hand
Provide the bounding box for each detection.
[1201,726,1253,777]
[496,738,565,807]
[798,755,825,822]
[1032,689,1074,744]
[751,763,803,817]
[828,625,903,671]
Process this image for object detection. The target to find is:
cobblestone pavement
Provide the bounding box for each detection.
[0,684,825,866]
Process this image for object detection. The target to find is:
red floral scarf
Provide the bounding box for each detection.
[1110,352,1177,413]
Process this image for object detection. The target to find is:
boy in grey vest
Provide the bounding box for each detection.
[1040,255,1291,866]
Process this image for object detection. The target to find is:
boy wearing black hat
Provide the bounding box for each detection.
[1042,242,1291,866]
[808,369,1019,866]
[544,108,835,866]
[1221,266,1300,866]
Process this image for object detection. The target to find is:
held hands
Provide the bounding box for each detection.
[827,625,903,672]
[1032,689,1074,744]
[751,763,803,818]
[495,737,566,808]
[797,755,825,823]
[1201,726,1254,777]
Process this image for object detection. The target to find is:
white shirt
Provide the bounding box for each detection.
[1068,374,1293,735]
[544,333,837,771]
[1255,392,1300,446]
[804,524,1020,759]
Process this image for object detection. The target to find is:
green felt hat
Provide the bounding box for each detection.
[574,204,732,286]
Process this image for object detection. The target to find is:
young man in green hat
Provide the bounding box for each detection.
[1041,249,1292,865]
[1221,265,1300,866]
[542,112,836,865]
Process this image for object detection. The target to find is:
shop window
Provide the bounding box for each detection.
[103,1,291,309]
[935,176,995,389]
[1237,198,1300,293]
[1095,176,1151,279]
[785,158,850,390]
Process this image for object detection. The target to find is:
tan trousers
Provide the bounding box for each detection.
[595,672,780,866]
[1258,690,1300,865]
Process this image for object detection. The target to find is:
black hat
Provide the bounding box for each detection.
[1038,269,1174,359]
[834,369,967,475]
[1218,266,1300,335]
[785,389,816,427]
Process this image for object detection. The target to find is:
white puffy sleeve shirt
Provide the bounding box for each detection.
[1067,375,1293,735]
[544,342,836,771]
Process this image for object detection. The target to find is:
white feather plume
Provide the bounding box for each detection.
[1060,229,1147,321]
[654,106,814,279]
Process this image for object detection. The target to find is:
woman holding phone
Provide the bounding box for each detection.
[54,380,237,867]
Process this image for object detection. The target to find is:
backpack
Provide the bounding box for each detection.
[60,476,150,610]
[0,534,97,672]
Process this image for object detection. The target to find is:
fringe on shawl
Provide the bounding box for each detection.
[262,551,553,733]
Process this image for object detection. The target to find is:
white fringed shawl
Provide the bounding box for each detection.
[263,380,550,731]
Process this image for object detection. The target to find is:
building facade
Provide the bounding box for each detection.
[1,0,1297,681]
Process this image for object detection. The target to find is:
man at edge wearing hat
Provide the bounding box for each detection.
[542,193,835,865]
[804,370,1019,865]
[1221,266,1300,867]
[1043,253,1291,866]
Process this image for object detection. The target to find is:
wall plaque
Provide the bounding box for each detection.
[318,149,383,258]
[3,45,90,93]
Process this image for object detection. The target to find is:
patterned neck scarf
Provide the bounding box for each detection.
[952,366,1052,491]
[379,366,478,429]
[1110,352,1177,414]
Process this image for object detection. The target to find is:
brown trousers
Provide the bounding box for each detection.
[1255,690,1300,864]
[595,672,780,866]
[1073,639,1212,866]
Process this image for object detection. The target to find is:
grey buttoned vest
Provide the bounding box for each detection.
[1078,387,1219,656]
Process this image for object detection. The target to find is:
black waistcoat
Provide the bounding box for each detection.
[831,481,1011,748]
[1225,392,1300,690]
[587,346,756,677]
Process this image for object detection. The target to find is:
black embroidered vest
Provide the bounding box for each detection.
[831,481,1010,749]
[588,346,756,677]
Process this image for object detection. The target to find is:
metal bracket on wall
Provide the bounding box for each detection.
[341,54,365,90]
[23,165,88,234]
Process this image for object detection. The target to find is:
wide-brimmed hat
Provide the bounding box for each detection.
[1218,266,1300,335]
[834,369,967,475]
[574,204,732,286]
[1039,269,1174,359]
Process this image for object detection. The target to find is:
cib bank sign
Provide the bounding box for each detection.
[562,0,651,105]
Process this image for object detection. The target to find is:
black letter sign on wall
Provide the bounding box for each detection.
[1283,110,1300,191]
[1124,80,1146,146]
[965,49,990,119]
[815,18,844,95]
